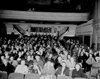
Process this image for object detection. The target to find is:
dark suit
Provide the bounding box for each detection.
[72,69,87,78]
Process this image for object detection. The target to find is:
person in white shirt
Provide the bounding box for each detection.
[67,56,76,77]
[15,60,28,74]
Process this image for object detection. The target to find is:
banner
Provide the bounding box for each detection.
[59,26,69,37]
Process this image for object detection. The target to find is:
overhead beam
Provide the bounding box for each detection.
[0,10,89,21]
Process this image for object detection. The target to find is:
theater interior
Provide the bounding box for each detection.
[0,0,100,79]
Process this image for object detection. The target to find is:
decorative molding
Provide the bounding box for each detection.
[78,19,93,27]
[93,19,100,25]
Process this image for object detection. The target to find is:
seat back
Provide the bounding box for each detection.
[85,71,90,79]
[97,73,100,79]
[8,73,24,79]
[52,75,56,79]
[91,66,99,77]
[0,71,7,79]
[25,74,40,79]
[74,78,87,79]
[57,75,72,79]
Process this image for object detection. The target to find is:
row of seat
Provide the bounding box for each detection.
[0,72,88,79]
[9,73,40,79]
[0,71,8,79]
[91,66,100,79]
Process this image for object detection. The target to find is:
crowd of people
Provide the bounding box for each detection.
[0,33,100,79]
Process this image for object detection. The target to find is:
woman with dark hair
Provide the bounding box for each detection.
[0,59,15,75]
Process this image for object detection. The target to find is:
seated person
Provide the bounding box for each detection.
[72,64,87,78]
[0,59,15,75]
[9,56,14,64]
[26,55,33,67]
[12,60,18,68]
[40,59,55,79]
[54,56,62,70]
[34,55,44,69]
[55,60,69,76]
[41,59,55,75]
[15,60,28,74]
[95,56,100,63]
[68,57,76,71]
[28,63,41,75]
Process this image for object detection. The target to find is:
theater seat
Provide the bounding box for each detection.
[0,71,7,79]
[97,73,100,79]
[74,78,87,79]
[25,74,40,79]
[40,75,56,79]
[91,66,99,77]
[52,75,56,79]
[8,73,24,79]
[57,75,72,79]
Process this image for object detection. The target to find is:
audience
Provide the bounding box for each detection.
[0,33,100,79]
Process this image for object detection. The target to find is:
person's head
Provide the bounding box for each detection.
[58,56,62,63]
[13,50,16,54]
[4,52,9,59]
[18,52,22,57]
[19,46,22,50]
[89,54,92,58]
[35,55,40,61]
[61,60,66,67]
[82,49,85,53]
[70,57,75,64]
[21,51,24,55]
[24,48,27,52]
[5,51,8,56]
[21,60,25,65]
[85,52,89,56]
[82,45,84,48]
[3,59,8,66]
[87,47,90,50]
[26,52,29,55]
[11,46,14,49]
[89,49,93,54]
[10,56,14,61]
[46,60,54,67]
[17,58,21,62]
[75,64,81,71]
[1,55,5,61]
[67,55,70,59]
[75,45,77,48]
[30,50,33,55]
[48,53,53,59]
[27,55,31,61]
[46,60,51,65]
